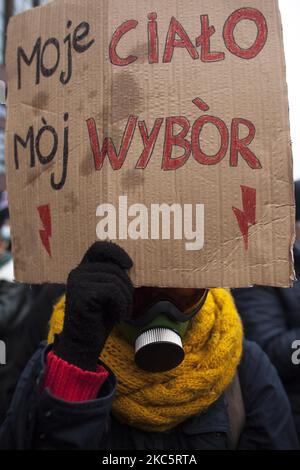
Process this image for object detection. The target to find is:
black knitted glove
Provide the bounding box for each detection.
[54,241,134,371]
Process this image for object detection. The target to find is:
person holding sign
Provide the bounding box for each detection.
[0,241,298,450]
[1,0,298,452]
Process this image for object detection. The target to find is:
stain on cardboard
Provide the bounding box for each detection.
[121,169,145,192]
[31,91,49,115]
[13,222,37,271]
[12,235,26,272]
[93,70,144,151]
[89,90,98,99]
[76,100,84,112]
[97,70,144,127]
[63,191,78,213]
[129,42,148,64]
[81,153,95,176]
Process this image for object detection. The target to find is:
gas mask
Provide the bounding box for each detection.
[118,288,208,373]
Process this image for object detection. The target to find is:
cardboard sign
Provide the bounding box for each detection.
[5,0,295,287]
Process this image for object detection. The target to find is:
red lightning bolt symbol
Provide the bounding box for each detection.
[232,186,256,250]
[37,204,52,257]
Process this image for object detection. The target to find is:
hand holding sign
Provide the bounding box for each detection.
[54,241,133,371]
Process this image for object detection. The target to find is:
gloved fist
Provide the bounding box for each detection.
[54,241,133,371]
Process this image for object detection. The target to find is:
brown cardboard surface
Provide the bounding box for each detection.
[5,0,295,287]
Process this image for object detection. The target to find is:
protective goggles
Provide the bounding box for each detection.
[126,288,208,326]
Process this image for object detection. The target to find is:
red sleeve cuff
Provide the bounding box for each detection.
[43,350,109,402]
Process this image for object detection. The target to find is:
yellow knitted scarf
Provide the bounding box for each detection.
[48,288,243,433]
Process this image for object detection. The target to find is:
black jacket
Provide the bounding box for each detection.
[232,242,300,439]
[0,280,34,422]
[0,283,65,423]
[0,340,298,450]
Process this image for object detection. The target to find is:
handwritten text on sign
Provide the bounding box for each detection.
[14,8,266,191]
